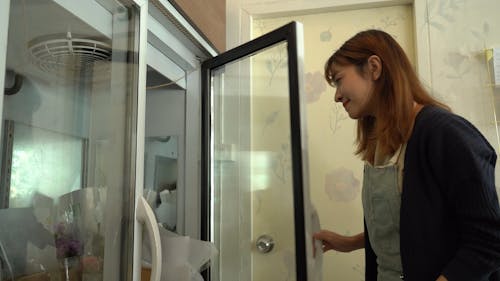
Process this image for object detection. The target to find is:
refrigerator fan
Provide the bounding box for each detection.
[27,32,112,74]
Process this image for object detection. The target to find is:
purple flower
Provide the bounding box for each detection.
[54,222,83,259]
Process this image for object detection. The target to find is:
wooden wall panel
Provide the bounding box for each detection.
[171,0,226,52]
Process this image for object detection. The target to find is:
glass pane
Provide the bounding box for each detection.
[210,41,297,281]
[0,0,139,280]
[144,136,179,232]
[143,65,186,235]
[8,122,84,208]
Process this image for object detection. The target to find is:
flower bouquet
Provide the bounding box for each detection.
[54,217,83,281]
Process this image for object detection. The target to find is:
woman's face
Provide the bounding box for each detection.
[331,64,375,119]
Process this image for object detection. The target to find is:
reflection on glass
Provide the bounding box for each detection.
[0,0,139,280]
[210,42,296,280]
[6,121,84,208]
[144,136,178,232]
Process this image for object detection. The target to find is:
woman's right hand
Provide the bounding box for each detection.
[313,230,364,253]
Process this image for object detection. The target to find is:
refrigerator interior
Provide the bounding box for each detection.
[1,0,139,280]
[144,65,185,235]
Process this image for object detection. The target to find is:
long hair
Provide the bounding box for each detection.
[324,30,449,163]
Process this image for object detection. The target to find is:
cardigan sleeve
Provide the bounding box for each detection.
[364,220,378,281]
[427,113,500,280]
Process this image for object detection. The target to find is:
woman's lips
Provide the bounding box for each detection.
[343,100,350,108]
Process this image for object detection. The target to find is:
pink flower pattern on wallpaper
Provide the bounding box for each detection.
[324,167,360,202]
[305,71,326,103]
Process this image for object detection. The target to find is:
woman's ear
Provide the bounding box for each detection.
[367,55,382,80]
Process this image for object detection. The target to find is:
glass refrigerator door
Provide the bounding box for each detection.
[0,0,146,280]
[202,22,319,281]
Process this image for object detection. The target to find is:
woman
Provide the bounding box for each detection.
[313,30,500,281]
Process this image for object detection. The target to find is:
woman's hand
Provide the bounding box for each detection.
[313,230,364,253]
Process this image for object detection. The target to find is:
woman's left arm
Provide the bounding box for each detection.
[437,116,500,280]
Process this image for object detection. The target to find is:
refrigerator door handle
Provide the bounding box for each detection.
[137,196,162,281]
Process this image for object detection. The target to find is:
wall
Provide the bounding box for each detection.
[145,89,185,137]
[171,0,226,52]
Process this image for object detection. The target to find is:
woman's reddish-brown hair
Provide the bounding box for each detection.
[324,29,449,163]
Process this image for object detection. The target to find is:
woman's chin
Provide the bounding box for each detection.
[346,110,359,119]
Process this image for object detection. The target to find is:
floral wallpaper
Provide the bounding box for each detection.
[304,71,326,103]
[324,167,360,203]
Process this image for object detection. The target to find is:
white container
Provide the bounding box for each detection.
[155,190,177,230]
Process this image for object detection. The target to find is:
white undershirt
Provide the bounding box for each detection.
[371,142,406,193]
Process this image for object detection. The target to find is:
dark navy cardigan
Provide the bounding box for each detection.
[364,106,500,281]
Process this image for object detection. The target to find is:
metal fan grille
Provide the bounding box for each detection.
[28,32,112,73]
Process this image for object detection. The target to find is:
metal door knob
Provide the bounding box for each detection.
[256,234,274,253]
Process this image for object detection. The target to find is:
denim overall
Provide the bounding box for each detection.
[362,145,405,280]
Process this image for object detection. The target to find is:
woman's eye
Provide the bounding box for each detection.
[334,78,341,87]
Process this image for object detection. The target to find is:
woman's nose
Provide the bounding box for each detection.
[334,89,342,103]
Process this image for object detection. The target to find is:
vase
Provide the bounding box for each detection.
[59,256,82,281]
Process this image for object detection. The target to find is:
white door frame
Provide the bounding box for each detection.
[0,0,10,137]
[0,1,148,280]
[137,0,219,277]
[132,0,149,280]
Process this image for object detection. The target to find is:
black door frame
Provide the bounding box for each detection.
[201,21,307,281]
